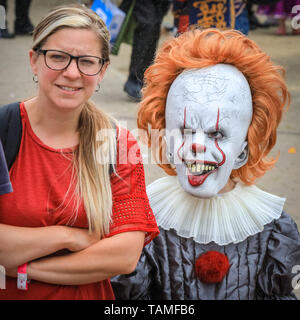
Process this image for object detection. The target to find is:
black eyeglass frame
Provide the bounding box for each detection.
[36,49,108,76]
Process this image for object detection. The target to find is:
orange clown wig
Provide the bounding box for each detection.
[137,28,290,185]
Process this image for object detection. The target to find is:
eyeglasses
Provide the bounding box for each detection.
[36,49,107,76]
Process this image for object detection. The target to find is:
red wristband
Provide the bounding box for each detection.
[17,263,28,290]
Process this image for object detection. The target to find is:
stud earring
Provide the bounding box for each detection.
[95,83,100,92]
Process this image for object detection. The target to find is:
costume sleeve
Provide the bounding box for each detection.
[107,127,159,246]
[111,242,155,300]
[257,212,300,300]
[0,140,13,196]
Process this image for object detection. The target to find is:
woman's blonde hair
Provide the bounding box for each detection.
[138,28,290,185]
[32,4,116,236]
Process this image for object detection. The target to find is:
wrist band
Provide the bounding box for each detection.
[17,263,29,290]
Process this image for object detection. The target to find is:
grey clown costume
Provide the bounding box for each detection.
[111,177,300,300]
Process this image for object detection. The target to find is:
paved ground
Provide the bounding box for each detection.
[1,0,300,297]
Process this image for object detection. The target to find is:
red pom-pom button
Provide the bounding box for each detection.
[195,251,230,283]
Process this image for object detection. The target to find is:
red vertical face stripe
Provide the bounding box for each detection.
[215,108,226,167]
[176,107,187,161]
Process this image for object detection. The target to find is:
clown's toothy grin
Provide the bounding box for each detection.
[185,162,218,175]
[185,161,218,187]
[185,161,218,175]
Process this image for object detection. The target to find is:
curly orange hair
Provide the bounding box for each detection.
[137,28,290,185]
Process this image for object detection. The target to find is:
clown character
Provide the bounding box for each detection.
[111,28,300,300]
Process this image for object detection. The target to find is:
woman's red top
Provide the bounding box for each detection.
[0,102,159,300]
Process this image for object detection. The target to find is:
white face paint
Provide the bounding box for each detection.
[165,64,253,198]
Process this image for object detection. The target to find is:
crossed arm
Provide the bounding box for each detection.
[0,224,145,285]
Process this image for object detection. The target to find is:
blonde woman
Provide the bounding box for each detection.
[0,4,159,300]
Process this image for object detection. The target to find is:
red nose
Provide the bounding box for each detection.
[191,143,206,153]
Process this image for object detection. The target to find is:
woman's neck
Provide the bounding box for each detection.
[24,97,82,149]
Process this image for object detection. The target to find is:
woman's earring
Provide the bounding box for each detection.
[33,75,38,83]
[95,83,100,92]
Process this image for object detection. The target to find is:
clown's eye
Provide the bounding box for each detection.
[208,131,224,139]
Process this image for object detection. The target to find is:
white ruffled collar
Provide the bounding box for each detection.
[147,176,285,245]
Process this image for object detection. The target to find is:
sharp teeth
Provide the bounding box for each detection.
[186,162,217,174]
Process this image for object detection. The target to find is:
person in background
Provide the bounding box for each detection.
[0,4,159,300]
[257,0,300,35]
[172,0,249,35]
[247,1,271,30]
[119,0,171,101]
[0,0,33,38]
[247,1,284,30]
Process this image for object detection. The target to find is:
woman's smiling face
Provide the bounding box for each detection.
[165,64,253,198]
[30,27,107,111]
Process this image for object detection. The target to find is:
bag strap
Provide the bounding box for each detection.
[109,121,117,175]
[0,102,22,170]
